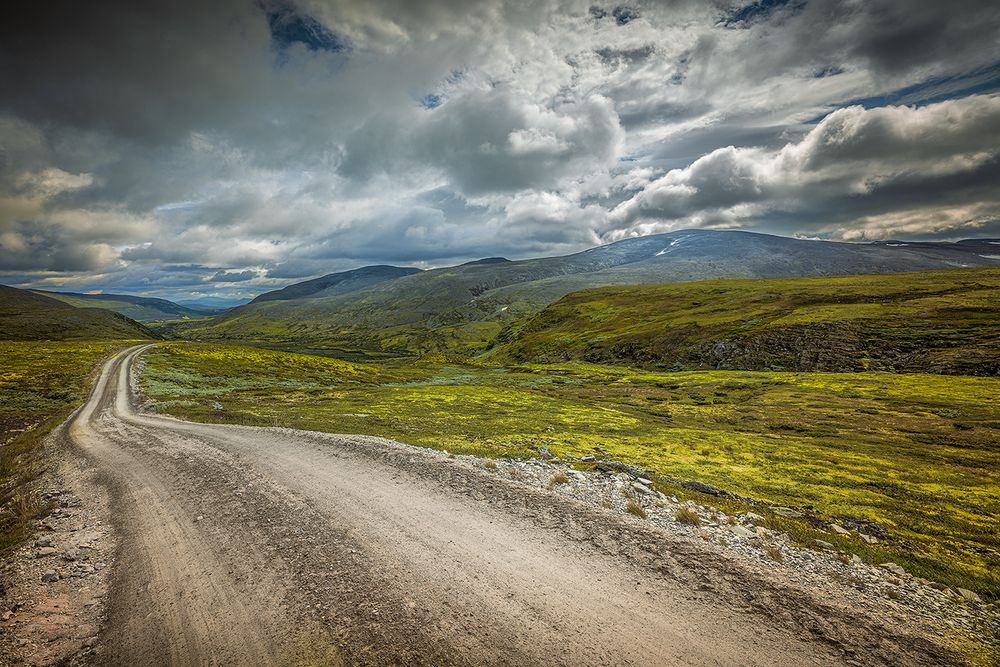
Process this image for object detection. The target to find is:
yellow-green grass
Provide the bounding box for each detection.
[495,267,1000,375]
[0,341,128,552]
[142,343,1000,598]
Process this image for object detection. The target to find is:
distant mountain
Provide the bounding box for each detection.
[175,297,251,311]
[0,285,156,340]
[34,290,209,322]
[249,265,422,304]
[490,267,1000,376]
[171,230,1000,357]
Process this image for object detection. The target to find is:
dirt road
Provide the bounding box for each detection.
[58,344,953,665]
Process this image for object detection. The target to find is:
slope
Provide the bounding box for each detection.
[492,267,1000,375]
[249,265,422,304]
[0,285,156,341]
[34,290,210,322]
[173,230,1000,357]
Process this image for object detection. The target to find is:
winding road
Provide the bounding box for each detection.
[61,344,950,665]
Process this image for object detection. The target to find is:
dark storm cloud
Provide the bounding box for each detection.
[2,0,1000,297]
[209,270,259,282]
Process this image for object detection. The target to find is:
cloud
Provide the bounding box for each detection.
[608,94,1000,238]
[340,89,625,195]
[2,0,1000,296]
[209,269,259,282]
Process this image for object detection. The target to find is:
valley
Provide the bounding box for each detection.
[2,232,999,665]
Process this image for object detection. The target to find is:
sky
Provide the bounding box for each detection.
[1,0,999,300]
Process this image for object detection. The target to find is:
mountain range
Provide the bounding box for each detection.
[170,230,1000,358]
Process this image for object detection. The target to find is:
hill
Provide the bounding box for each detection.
[34,290,210,322]
[492,268,1000,375]
[0,285,156,340]
[171,230,1000,357]
[249,265,422,304]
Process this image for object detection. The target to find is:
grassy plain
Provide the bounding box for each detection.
[142,342,1000,598]
[0,341,127,552]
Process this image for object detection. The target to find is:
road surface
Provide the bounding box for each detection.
[62,345,951,665]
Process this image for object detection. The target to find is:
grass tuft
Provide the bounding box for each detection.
[675,506,701,526]
[547,471,570,489]
[626,499,647,519]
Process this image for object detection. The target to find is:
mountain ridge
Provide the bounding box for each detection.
[1,285,157,340]
[33,290,212,322]
[167,230,1000,357]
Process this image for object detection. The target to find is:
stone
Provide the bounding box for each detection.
[36,547,57,558]
[813,539,835,550]
[744,512,765,523]
[880,562,906,577]
[580,455,595,462]
[730,525,754,539]
[956,588,981,603]
[858,533,878,544]
[631,481,651,494]
[829,523,850,535]
[929,581,948,591]
[774,508,803,518]
[34,538,53,548]
[41,570,59,583]
[210,402,224,411]
[636,477,653,486]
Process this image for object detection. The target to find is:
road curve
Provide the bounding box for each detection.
[65,344,951,666]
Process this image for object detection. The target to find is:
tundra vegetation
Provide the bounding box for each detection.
[0,341,127,552]
[3,266,999,602]
[141,341,1000,599]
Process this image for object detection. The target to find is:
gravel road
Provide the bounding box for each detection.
[58,344,956,665]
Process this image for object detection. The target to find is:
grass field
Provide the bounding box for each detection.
[0,341,127,552]
[494,268,1000,375]
[142,342,1000,598]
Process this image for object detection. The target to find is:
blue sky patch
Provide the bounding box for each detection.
[420,94,443,109]
[263,1,344,54]
[809,61,1000,123]
[721,0,806,28]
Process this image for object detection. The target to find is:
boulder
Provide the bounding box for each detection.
[879,562,906,577]
[956,588,981,603]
